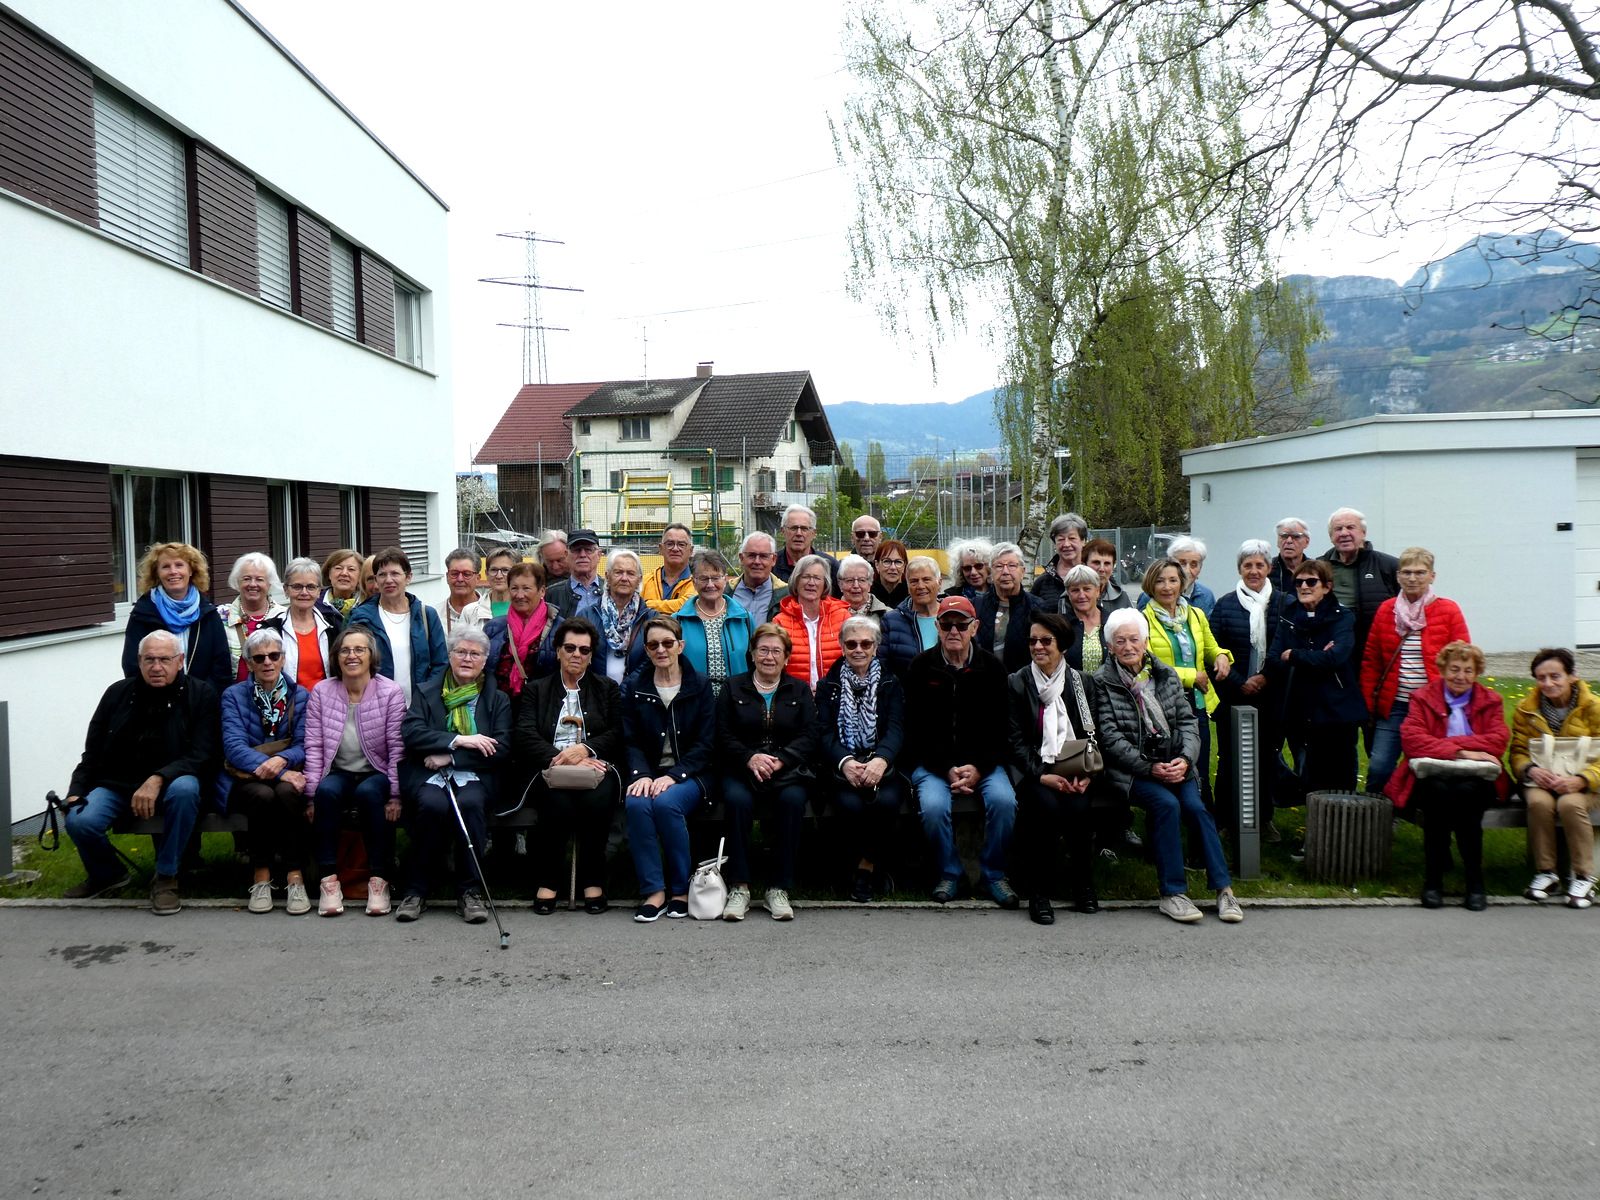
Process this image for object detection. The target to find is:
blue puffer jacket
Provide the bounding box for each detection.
[218,678,310,812]
[674,594,755,687]
[879,598,936,678]
[621,657,717,783]
[1208,585,1290,706]
[347,594,447,696]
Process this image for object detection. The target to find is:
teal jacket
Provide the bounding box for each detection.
[674,594,755,686]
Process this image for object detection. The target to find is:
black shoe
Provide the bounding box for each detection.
[583,893,609,915]
[850,869,874,904]
[1072,891,1100,915]
[1420,888,1445,909]
[664,898,690,919]
[1464,892,1488,912]
[1122,829,1143,851]
[1028,896,1055,926]
[633,901,664,923]
[532,895,559,916]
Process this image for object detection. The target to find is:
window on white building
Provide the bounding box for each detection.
[339,487,360,551]
[266,482,298,570]
[330,234,358,337]
[93,84,189,267]
[110,470,189,605]
[256,187,292,310]
[620,417,650,441]
[393,280,423,365]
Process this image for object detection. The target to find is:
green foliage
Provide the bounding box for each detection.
[865,441,888,492]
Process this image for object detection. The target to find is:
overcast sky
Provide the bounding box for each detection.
[242,0,1476,468]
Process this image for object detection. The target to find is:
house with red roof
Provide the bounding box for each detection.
[474,363,839,549]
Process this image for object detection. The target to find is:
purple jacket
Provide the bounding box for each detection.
[303,674,406,800]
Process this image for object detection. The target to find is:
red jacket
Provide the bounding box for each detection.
[1358,596,1470,718]
[1384,679,1509,810]
[774,595,848,688]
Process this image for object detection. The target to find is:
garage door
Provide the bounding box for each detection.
[1576,452,1600,647]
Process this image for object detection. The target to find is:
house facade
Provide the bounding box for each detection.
[475,365,838,550]
[0,0,454,819]
[1181,410,1600,652]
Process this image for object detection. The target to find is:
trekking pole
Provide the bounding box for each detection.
[447,778,508,949]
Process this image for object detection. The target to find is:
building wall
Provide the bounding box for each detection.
[0,0,453,820]
[1183,413,1592,654]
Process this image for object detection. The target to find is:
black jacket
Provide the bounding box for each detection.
[121,594,233,699]
[69,674,220,798]
[975,587,1037,672]
[514,670,624,770]
[1265,595,1368,725]
[1208,586,1291,707]
[716,672,817,785]
[903,644,1011,776]
[1317,542,1399,661]
[1091,655,1200,793]
[814,659,906,773]
[621,658,716,783]
[399,674,515,801]
[1006,665,1097,783]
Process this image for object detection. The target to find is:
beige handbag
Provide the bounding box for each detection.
[1532,735,1600,778]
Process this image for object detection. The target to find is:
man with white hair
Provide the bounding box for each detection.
[773,503,839,594]
[546,529,604,618]
[62,630,220,913]
[850,514,883,559]
[1317,506,1399,664]
[536,530,571,583]
[732,531,788,623]
[1268,517,1311,595]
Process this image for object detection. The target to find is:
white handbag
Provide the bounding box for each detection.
[1532,734,1600,778]
[688,837,729,920]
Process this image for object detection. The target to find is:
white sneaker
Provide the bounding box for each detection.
[365,876,392,916]
[1216,892,1244,923]
[723,884,750,921]
[285,881,311,916]
[1159,893,1204,924]
[247,881,274,914]
[765,888,794,921]
[318,874,344,917]
[1567,876,1596,909]
[1526,871,1562,902]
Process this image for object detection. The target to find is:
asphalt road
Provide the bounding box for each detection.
[3,903,1596,1200]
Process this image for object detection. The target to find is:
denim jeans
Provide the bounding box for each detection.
[1130,774,1232,896]
[624,778,704,896]
[66,775,202,881]
[312,769,394,878]
[1364,700,1409,796]
[911,765,1017,882]
[404,780,488,897]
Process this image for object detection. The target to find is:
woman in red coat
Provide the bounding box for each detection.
[1385,641,1508,912]
[1359,547,1470,795]
[773,554,848,691]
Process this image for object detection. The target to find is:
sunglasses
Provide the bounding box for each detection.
[248,651,283,664]
[645,639,677,651]
[842,639,876,650]
[1026,636,1054,646]
[937,618,973,631]
[559,644,593,655]
[1295,578,1321,589]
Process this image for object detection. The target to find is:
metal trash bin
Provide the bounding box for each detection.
[1303,790,1393,884]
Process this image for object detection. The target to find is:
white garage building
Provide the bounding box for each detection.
[1181,410,1600,654]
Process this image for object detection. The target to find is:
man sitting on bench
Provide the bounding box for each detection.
[63,630,220,914]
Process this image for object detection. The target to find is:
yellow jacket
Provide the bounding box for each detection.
[642,564,696,614]
[1510,677,1600,791]
[1142,604,1231,715]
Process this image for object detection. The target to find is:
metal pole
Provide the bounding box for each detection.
[1232,705,1261,879]
[0,701,10,876]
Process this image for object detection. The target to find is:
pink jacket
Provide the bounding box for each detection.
[303,674,406,800]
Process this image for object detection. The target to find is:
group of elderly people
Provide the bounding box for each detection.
[58,503,1600,924]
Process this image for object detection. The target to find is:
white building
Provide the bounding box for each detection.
[0,0,453,819]
[1181,410,1600,654]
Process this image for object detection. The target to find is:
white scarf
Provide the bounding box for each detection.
[1234,579,1273,674]
[1031,659,1071,761]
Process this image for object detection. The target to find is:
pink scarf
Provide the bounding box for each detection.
[1393,588,1433,637]
[504,602,549,695]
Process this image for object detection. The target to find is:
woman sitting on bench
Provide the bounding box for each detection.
[1511,648,1600,908]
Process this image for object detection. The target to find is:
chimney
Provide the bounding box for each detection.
[696,361,714,378]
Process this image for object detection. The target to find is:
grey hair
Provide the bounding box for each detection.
[443,546,478,570]
[906,555,942,582]
[990,541,1025,567]
[690,547,730,577]
[739,531,776,555]
[781,503,817,528]
[243,627,285,656]
[1274,516,1308,537]
[836,553,874,580]
[1104,608,1146,644]
[1169,536,1207,559]
[606,549,644,579]
[227,552,282,597]
[1062,564,1100,590]
[838,615,880,646]
[538,529,568,549]
[1048,513,1088,540]
[447,626,491,655]
[1328,506,1366,532]
[790,554,833,588]
[951,537,993,566]
[137,629,182,657]
[1237,539,1274,569]
[283,556,322,585]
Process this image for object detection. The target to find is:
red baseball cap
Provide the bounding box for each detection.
[935,596,976,622]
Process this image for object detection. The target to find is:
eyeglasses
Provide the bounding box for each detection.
[450,648,486,660]
[140,654,179,666]
[661,540,691,551]
[338,647,370,658]
[1279,531,1308,540]
[249,651,284,664]
[487,567,512,576]
[645,638,677,651]
[878,558,904,567]
[753,646,785,657]
[559,644,593,655]
[937,618,973,631]
[1295,578,1321,589]
[286,582,319,593]
[446,570,479,580]
[842,639,876,650]
[1026,636,1054,646]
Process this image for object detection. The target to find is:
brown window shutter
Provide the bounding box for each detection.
[0,13,96,225]
[358,251,395,355]
[301,482,343,561]
[364,488,402,553]
[189,143,258,293]
[0,457,113,637]
[290,209,333,328]
[197,475,269,602]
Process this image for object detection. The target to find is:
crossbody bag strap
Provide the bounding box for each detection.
[1070,670,1097,742]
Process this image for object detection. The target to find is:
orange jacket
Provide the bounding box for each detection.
[774,594,848,688]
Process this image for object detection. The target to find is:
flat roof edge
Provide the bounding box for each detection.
[1182,409,1600,464]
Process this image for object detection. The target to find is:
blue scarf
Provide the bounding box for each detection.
[152,585,204,632]
[1444,687,1473,737]
[599,591,642,654]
